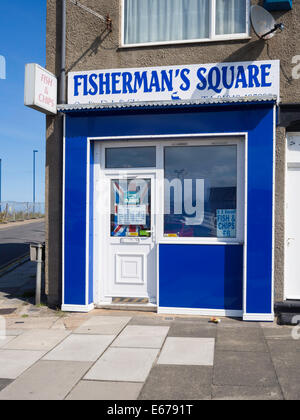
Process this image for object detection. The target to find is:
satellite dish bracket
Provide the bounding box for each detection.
[250,5,285,40]
[262,23,284,39]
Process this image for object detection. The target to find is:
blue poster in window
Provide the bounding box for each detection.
[217,209,236,238]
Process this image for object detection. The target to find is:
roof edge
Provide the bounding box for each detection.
[57,95,277,113]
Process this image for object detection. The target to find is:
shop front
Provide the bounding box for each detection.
[59,60,279,321]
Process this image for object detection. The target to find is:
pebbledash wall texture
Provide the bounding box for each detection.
[46,0,300,307]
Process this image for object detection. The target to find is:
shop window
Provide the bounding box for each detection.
[164,145,238,238]
[105,147,156,168]
[122,0,249,47]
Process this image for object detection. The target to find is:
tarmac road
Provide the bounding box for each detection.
[0,220,45,269]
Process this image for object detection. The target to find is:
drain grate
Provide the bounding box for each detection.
[0,308,17,315]
[112,297,149,304]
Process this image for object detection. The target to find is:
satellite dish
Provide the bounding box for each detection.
[250,5,284,40]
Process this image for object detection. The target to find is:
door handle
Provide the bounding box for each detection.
[144,228,155,240]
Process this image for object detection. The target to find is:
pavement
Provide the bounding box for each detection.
[0,219,45,269]
[0,261,45,314]
[0,262,299,400]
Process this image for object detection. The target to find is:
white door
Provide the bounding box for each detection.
[100,172,157,303]
[285,134,300,299]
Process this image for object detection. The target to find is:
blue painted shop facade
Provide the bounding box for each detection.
[59,61,279,321]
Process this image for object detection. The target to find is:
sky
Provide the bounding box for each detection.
[0,0,46,203]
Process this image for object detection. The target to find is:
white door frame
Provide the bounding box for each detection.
[100,171,157,303]
[284,132,300,300]
[92,134,246,311]
[94,141,159,304]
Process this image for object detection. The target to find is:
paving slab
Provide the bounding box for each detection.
[0,360,92,400]
[138,365,212,400]
[212,385,283,400]
[84,347,159,382]
[50,319,67,330]
[43,334,115,362]
[111,325,169,349]
[0,349,45,379]
[216,327,267,352]
[3,329,70,351]
[0,299,25,308]
[74,316,131,335]
[129,316,173,326]
[0,307,18,315]
[4,330,25,336]
[260,321,281,328]
[217,318,260,328]
[0,336,16,348]
[272,359,300,400]
[267,338,300,355]
[268,340,300,400]
[168,321,217,338]
[174,317,212,323]
[262,326,296,340]
[213,351,278,387]
[0,379,13,392]
[6,317,58,330]
[157,337,215,366]
[61,315,89,331]
[66,380,143,400]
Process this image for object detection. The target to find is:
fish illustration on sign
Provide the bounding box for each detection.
[171,91,181,100]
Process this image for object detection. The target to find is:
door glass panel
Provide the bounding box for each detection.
[111,178,152,237]
[106,147,156,168]
[164,145,237,238]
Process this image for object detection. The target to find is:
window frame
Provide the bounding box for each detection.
[105,146,157,168]
[160,138,244,244]
[97,135,245,246]
[120,0,251,48]
[110,177,153,238]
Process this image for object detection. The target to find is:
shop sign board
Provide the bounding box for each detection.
[24,63,57,115]
[68,60,280,105]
